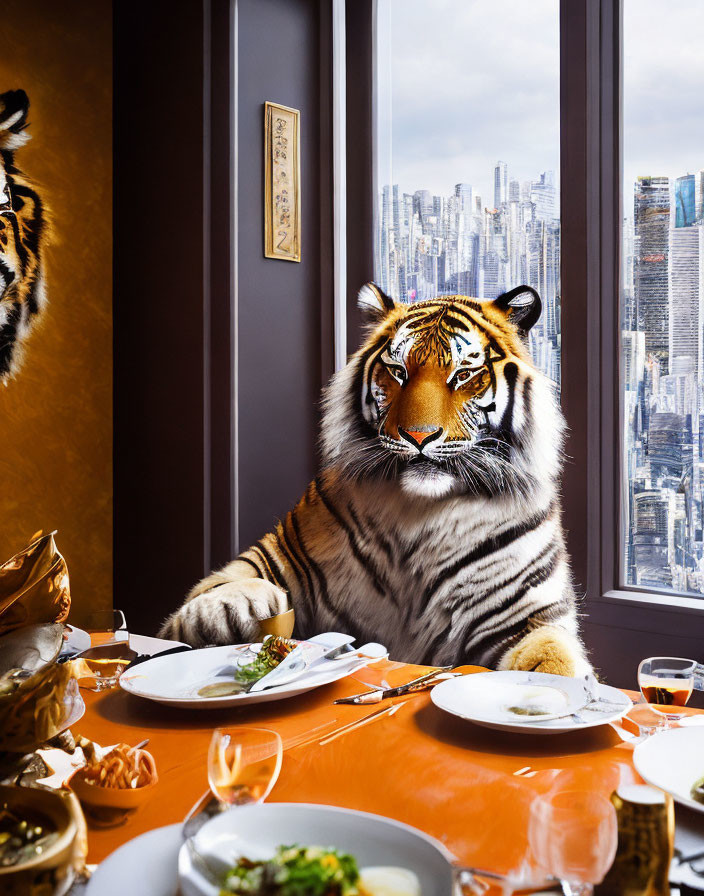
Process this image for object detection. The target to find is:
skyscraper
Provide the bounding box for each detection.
[493,161,507,209]
[454,183,474,214]
[668,223,702,377]
[531,172,557,221]
[632,490,674,589]
[634,176,670,362]
[675,174,696,228]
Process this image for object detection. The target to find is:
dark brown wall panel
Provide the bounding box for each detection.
[345,0,374,355]
[113,0,207,635]
[237,0,327,550]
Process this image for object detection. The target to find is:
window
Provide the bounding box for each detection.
[373,0,561,385]
[621,0,704,597]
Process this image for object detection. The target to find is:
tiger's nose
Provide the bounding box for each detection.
[398,427,443,450]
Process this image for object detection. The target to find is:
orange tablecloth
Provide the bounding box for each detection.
[70,654,694,876]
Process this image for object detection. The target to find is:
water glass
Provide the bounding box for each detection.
[529,791,618,896]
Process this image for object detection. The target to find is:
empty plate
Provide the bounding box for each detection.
[431,670,630,734]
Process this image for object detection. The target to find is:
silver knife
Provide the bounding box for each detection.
[248,632,356,692]
[334,666,457,704]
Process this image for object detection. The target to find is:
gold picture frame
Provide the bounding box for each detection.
[264,102,301,262]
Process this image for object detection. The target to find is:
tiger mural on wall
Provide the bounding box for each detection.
[161,283,590,676]
[0,89,47,381]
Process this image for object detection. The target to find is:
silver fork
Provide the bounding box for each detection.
[181,790,228,887]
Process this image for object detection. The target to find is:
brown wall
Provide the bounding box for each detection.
[0,0,113,629]
[237,0,333,550]
[112,0,335,635]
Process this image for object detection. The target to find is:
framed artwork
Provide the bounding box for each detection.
[264,101,301,262]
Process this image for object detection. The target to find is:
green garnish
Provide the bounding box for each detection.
[507,705,550,716]
[221,844,360,895]
[692,775,704,805]
[198,637,298,698]
[233,637,297,686]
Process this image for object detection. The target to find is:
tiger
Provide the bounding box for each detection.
[160,283,590,676]
[0,89,48,382]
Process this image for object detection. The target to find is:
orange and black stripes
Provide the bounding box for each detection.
[162,285,585,676]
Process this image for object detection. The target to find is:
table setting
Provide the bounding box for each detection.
[1,533,704,895]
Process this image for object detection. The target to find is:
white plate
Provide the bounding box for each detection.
[129,632,188,655]
[431,671,631,734]
[634,727,704,815]
[119,642,386,709]
[179,802,454,896]
[59,624,91,657]
[86,824,182,896]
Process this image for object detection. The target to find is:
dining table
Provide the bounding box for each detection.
[68,634,704,893]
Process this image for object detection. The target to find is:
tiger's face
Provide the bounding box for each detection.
[322,283,564,500]
[0,89,47,381]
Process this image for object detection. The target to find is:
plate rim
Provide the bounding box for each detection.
[180,800,456,893]
[191,800,456,859]
[430,670,630,734]
[633,726,704,815]
[119,642,376,706]
[86,822,182,896]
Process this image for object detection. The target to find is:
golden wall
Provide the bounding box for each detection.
[0,0,113,629]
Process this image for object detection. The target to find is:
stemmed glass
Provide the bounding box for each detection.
[183,727,283,886]
[529,791,618,896]
[207,727,283,807]
[637,657,698,728]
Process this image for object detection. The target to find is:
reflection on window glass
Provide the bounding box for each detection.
[622,1,704,595]
[374,0,560,384]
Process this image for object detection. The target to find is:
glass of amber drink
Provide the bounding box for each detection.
[637,657,696,726]
[207,727,283,806]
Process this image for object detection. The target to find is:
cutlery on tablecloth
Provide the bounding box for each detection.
[453,864,561,894]
[334,666,458,704]
[583,672,632,711]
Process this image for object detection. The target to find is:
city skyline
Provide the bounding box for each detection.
[375,158,704,598]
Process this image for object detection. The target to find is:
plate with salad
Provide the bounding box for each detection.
[119,634,388,708]
[178,802,454,896]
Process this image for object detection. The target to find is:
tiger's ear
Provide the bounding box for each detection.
[357,282,395,325]
[0,90,31,151]
[492,285,541,336]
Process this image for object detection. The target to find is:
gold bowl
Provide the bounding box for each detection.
[0,784,80,896]
[257,608,295,639]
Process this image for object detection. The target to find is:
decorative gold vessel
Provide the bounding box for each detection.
[595,784,674,896]
[0,532,70,637]
[0,784,83,896]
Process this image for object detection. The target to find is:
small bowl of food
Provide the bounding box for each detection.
[69,742,158,810]
[0,784,79,896]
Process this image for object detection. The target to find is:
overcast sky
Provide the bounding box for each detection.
[623,0,704,211]
[381,0,704,214]
[380,0,560,206]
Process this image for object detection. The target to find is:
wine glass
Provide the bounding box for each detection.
[529,791,617,896]
[207,727,283,807]
[637,657,696,727]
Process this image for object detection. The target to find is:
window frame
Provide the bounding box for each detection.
[344,0,704,671]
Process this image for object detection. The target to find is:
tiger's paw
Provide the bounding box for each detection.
[500,625,590,677]
[158,579,288,647]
